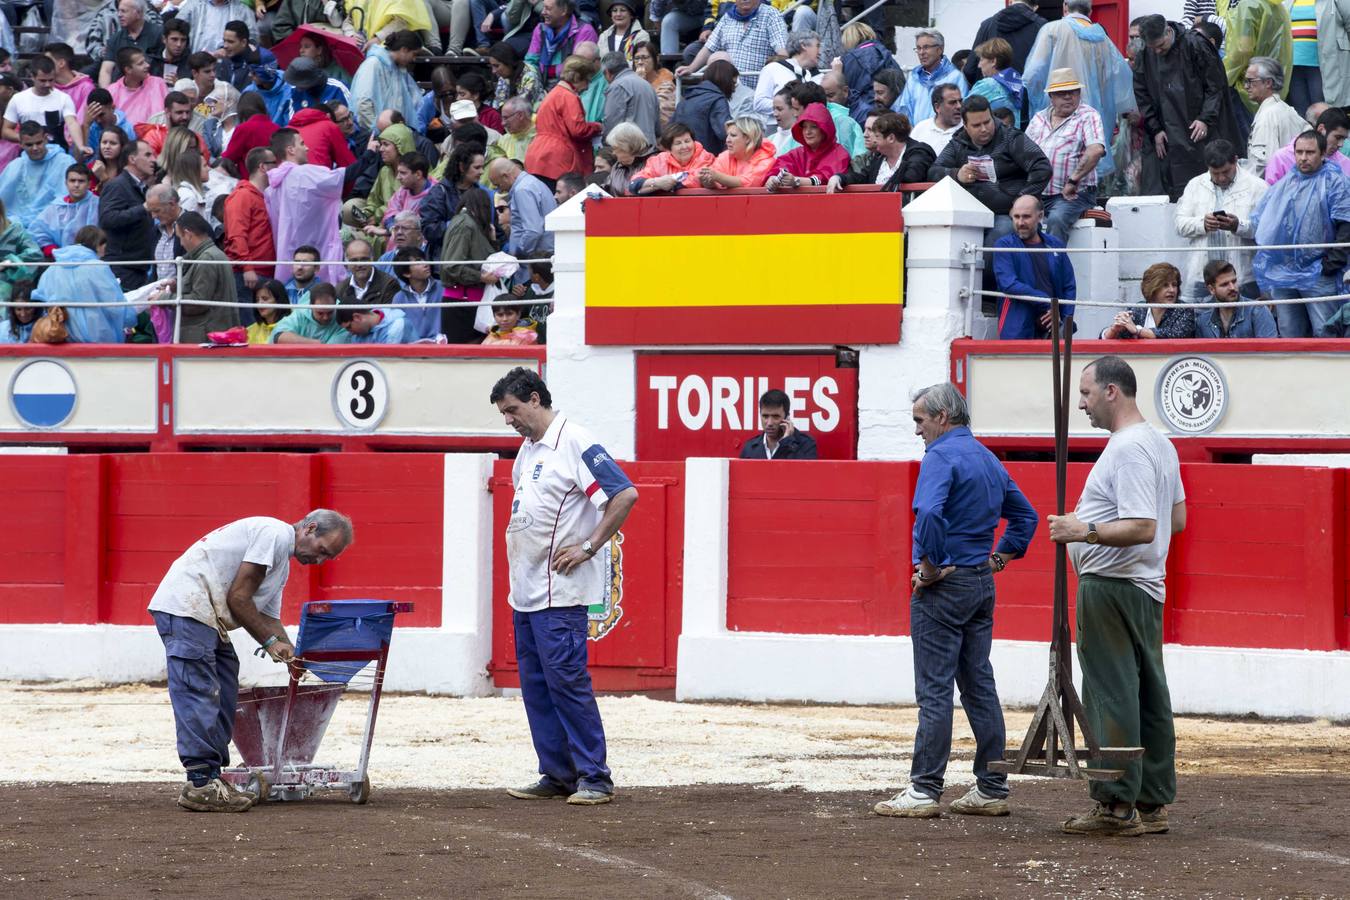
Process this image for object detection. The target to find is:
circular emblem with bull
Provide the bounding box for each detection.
[1155,356,1228,435]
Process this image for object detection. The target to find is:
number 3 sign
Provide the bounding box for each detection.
[331,360,390,431]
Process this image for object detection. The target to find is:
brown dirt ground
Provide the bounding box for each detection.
[2,774,1348,900]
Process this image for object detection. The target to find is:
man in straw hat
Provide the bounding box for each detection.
[1025,67,1106,242]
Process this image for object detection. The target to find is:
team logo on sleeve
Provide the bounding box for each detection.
[587,532,625,641]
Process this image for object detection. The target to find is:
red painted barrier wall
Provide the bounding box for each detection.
[0,453,443,627]
[725,461,918,635]
[488,460,685,691]
[725,460,1350,652]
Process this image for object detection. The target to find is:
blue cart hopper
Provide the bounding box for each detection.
[221,600,413,804]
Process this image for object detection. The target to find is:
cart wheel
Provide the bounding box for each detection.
[247,772,271,804]
[349,777,371,805]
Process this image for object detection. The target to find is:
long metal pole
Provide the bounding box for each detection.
[842,0,890,28]
[171,257,182,344]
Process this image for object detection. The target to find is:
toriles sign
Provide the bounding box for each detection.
[635,352,859,460]
[584,193,904,346]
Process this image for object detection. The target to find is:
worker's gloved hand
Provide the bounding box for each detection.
[267,640,296,663]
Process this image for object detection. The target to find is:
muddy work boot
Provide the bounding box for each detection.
[507,780,570,800]
[1062,802,1145,836]
[178,778,253,813]
[566,789,613,806]
[1136,804,1169,834]
[949,786,1010,817]
[874,787,941,818]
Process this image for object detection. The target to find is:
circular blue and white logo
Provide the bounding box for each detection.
[9,359,78,429]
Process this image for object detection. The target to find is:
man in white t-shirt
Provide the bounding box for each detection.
[1049,356,1186,838]
[1,56,88,158]
[147,510,354,812]
[909,83,963,159]
[491,367,638,806]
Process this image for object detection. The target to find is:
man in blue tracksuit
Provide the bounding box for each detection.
[874,382,1038,819]
[990,194,1077,339]
[491,367,639,806]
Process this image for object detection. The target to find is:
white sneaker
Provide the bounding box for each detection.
[949,785,1010,817]
[874,786,941,818]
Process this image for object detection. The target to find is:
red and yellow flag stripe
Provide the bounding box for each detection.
[584,193,905,345]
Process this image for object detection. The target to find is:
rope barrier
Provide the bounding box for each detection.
[973,240,1350,255]
[968,286,1350,311]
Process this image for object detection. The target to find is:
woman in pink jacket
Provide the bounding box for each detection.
[632,122,717,194]
[696,117,777,190]
[523,55,602,185]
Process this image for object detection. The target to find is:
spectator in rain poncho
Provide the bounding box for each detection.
[1251,130,1350,337]
[266,127,347,285]
[0,122,78,225]
[0,197,42,304]
[893,28,968,125]
[350,32,426,132]
[33,226,137,343]
[1022,0,1135,177]
[30,163,101,255]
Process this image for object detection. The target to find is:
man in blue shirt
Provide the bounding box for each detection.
[991,195,1076,340]
[1194,260,1278,338]
[335,304,407,343]
[875,382,1038,820]
[488,157,558,259]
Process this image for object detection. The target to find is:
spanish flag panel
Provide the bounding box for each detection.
[584,193,905,345]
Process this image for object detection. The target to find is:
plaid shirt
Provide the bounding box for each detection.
[1026,103,1106,194]
[705,5,787,88]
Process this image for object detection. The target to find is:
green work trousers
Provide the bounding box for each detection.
[1075,574,1177,808]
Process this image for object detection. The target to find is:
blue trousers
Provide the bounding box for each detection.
[514,606,612,793]
[1042,186,1097,243]
[908,565,1008,800]
[152,611,239,783]
[1272,275,1345,337]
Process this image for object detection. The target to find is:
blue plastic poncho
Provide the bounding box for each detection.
[893,56,968,125]
[350,44,424,132]
[29,192,100,250]
[32,244,136,343]
[1252,160,1350,291]
[0,221,42,303]
[1022,16,1136,176]
[0,144,77,224]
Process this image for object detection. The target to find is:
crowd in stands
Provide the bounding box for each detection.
[0,0,1345,345]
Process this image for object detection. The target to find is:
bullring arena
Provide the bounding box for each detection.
[7,77,1350,900]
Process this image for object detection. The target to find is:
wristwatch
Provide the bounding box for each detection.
[1085,523,1100,545]
[581,540,596,556]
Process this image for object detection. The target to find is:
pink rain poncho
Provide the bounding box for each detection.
[265,161,345,284]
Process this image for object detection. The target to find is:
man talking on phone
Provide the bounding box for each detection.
[738,389,819,460]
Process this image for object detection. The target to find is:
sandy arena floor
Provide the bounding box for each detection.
[3,683,1350,898]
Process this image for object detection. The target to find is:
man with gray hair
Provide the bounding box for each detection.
[1022,0,1136,184]
[752,30,820,129]
[601,51,659,143]
[873,382,1038,820]
[1244,56,1307,178]
[894,29,969,125]
[148,510,354,812]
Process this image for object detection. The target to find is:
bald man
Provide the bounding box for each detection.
[487,158,557,257]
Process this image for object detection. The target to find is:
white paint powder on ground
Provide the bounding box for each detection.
[1,682,1345,790]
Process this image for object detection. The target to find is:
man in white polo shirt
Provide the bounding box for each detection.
[491,367,639,806]
[147,510,354,813]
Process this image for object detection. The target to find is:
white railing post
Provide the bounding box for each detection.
[171,257,183,344]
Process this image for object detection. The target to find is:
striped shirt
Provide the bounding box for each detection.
[1290,0,1318,66]
[704,5,788,89]
[1025,103,1105,193]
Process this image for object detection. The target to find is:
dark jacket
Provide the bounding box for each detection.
[990,230,1075,339]
[961,2,1047,86]
[673,80,732,156]
[98,171,158,289]
[738,430,819,460]
[928,122,1051,214]
[177,237,240,343]
[216,51,257,91]
[838,141,936,190]
[841,41,902,125]
[337,268,401,308]
[420,182,488,256]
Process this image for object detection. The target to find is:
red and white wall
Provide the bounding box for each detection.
[2,451,1348,718]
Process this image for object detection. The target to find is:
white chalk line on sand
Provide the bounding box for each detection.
[1226,838,1350,867]
[462,823,736,900]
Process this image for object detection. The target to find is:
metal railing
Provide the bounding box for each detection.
[2,254,555,344]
